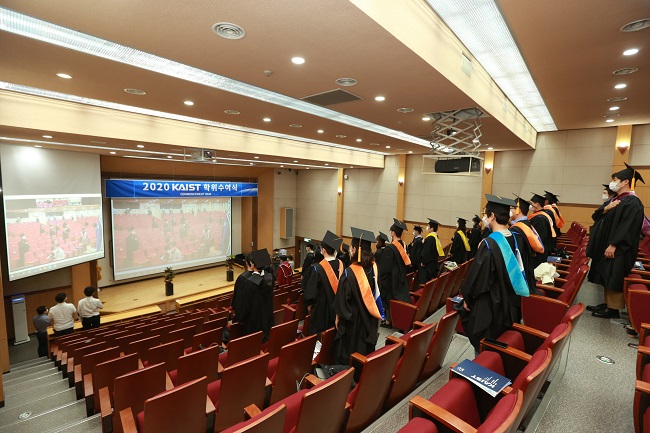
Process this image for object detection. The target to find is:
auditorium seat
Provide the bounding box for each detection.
[80,346,121,414]
[204,316,228,333]
[220,404,286,433]
[58,337,96,372]
[66,341,109,384]
[626,277,650,335]
[390,278,436,332]
[181,316,205,334]
[383,323,436,410]
[146,339,185,371]
[101,362,169,433]
[128,335,162,364]
[263,319,299,358]
[170,345,220,386]
[534,265,588,305]
[119,377,215,433]
[437,270,459,309]
[344,342,403,433]
[219,331,263,367]
[114,333,145,355]
[313,326,336,366]
[168,325,196,349]
[399,381,522,433]
[267,334,318,405]
[188,327,223,354]
[634,379,650,433]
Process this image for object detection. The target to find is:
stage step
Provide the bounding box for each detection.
[7,357,51,372]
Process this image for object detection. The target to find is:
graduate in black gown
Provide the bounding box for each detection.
[333,227,384,365]
[544,190,566,238]
[420,218,442,284]
[339,244,351,268]
[510,195,545,294]
[300,241,317,290]
[587,163,645,318]
[304,231,344,336]
[591,184,617,224]
[529,193,555,268]
[449,218,470,264]
[378,218,411,327]
[231,253,253,313]
[459,195,529,351]
[407,225,424,274]
[468,215,483,259]
[232,249,274,340]
[374,232,389,264]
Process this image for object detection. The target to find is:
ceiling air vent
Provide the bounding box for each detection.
[212,22,246,40]
[397,108,414,113]
[620,19,650,32]
[335,78,358,87]
[613,67,638,75]
[302,89,362,106]
[124,88,146,95]
[607,97,628,102]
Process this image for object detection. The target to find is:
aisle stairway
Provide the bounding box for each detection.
[0,357,100,433]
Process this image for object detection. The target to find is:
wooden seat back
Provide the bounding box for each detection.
[413,279,436,323]
[96,353,140,432]
[223,331,263,367]
[220,404,286,433]
[71,341,109,368]
[429,272,450,313]
[191,327,223,352]
[139,377,208,433]
[176,345,220,385]
[420,311,459,381]
[269,334,318,404]
[168,325,196,348]
[204,316,228,332]
[265,320,299,358]
[128,335,162,363]
[113,363,167,433]
[181,317,204,334]
[115,332,144,354]
[148,339,185,372]
[313,327,335,366]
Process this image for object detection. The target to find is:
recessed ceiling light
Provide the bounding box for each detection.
[356,139,362,142]
[605,119,615,123]
[124,88,146,95]
[224,109,240,115]
[167,155,172,159]
[34,145,42,148]
[422,117,431,121]
[349,166,353,168]
[336,134,346,138]
[623,48,639,56]
[386,145,391,149]
[280,165,284,168]
[397,107,414,113]
[324,163,329,166]
[263,117,271,122]
[254,156,259,159]
[374,96,386,102]
[335,78,357,87]
[212,22,246,40]
[487,147,494,150]
[290,124,302,128]
[291,57,305,65]
[370,143,379,146]
[137,144,145,148]
[42,135,52,138]
[609,106,620,111]
[56,73,72,79]
[614,83,627,89]
[184,100,194,106]
[317,129,324,133]
[293,160,298,163]
[306,167,310,170]
[408,151,413,154]
[249,162,254,165]
[110,151,116,155]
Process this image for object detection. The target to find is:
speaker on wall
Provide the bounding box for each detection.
[280,207,294,239]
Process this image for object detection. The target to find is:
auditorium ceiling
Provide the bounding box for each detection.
[0,0,648,168]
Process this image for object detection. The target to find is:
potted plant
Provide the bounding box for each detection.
[164,266,175,296]
[225,255,235,282]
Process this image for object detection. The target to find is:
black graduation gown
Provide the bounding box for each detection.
[374,246,385,265]
[231,270,252,311]
[408,236,423,274]
[333,264,379,365]
[468,226,482,259]
[339,252,351,268]
[591,199,612,223]
[459,234,522,350]
[300,252,316,290]
[509,221,539,295]
[543,208,559,252]
[587,193,644,291]
[420,235,440,284]
[529,214,553,268]
[449,231,468,264]
[303,259,340,335]
[302,252,315,271]
[233,272,274,339]
[378,242,411,321]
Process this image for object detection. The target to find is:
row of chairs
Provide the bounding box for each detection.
[635,324,650,432]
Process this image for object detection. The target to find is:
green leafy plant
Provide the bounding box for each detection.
[226,255,236,270]
[163,266,176,283]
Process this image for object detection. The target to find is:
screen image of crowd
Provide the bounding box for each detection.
[111,198,231,279]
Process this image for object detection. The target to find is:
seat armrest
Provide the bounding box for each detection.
[244,404,262,420]
[637,380,650,395]
[119,408,138,433]
[479,340,532,378]
[385,335,406,347]
[350,353,367,377]
[84,373,95,417]
[536,284,564,298]
[409,396,478,433]
[99,386,114,433]
[413,321,431,330]
[510,323,549,353]
[303,374,322,389]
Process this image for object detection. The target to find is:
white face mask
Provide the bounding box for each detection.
[609,180,621,192]
[509,209,514,218]
[481,215,490,228]
[455,223,459,229]
[602,193,610,201]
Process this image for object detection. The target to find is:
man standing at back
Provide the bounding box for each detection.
[77,286,103,330]
[420,219,442,284]
[378,218,411,327]
[510,195,545,294]
[529,193,555,267]
[49,293,77,336]
[407,225,424,275]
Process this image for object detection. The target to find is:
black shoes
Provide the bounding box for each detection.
[592,308,620,319]
[586,303,607,312]
[380,321,393,329]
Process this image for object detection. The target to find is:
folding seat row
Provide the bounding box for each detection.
[634,324,650,432]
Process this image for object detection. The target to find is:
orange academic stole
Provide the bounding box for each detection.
[319,258,343,294]
[348,264,381,319]
[391,240,412,266]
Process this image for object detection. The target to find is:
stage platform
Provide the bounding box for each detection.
[99,265,244,314]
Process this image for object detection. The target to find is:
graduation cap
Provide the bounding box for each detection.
[321,230,343,251]
[530,192,546,205]
[457,217,467,225]
[351,227,376,262]
[485,194,516,215]
[413,225,423,233]
[513,194,531,215]
[341,243,349,253]
[544,190,560,204]
[305,241,316,249]
[390,218,407,235]
[378,231,390,242]
[249,248,271,269]
[427,218,439,229]
[602,183,616,196]
[472,214,481,224]
[613,162,645,190]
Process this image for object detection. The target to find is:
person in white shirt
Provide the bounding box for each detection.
[77,286,104,329]
[48,293,77,336]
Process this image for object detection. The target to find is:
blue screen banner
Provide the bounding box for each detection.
[105,179,258,198]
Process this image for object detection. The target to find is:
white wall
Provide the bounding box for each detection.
[629,124,650,165]
[295,168,338,241]
[273,169,298,249]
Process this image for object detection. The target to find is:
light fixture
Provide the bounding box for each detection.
[167,155,173,159]
[293,160,298,163]
[56,73,72,79]
[609,106,620,111]
[614,83,627,89]
[374,96,386,101]
[356,139,362,142]
[110,151,116,155]
[617,141,630,154]
[606,119,615,123]
[34,145,42,148]
[408,150,413,154]
[424,0,556,132]
[254,156,259,159]
[623,48,639,56]
[336,134,346,138]
[184,100,194,106]
[324,163,329,166]
[487,147,493,150]
[291,57,305,65]
[337,187,342,195]
[263,117,271,122]
[386,145,391,149]
[42,135,52,138]
[249,162,254,165]
[317,129,324,133]
[398,177,404,185]
[306,167,310,170]
[484,163,493,174]
[137,144,145,148]
[224,110,240,115]
[422,117,431,121]
[280,165,284,168]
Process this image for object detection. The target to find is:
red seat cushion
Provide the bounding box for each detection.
[477,392,518,433]
[538,323,569,353]
[168,369,178,385]
[267,356,279,381]
[398,417,439,432]
[644,335,650,348]
[266,390,306,433]
[643,363,650,382]
[497,331,525,352]
[429,378,481,428]
[472,351,505,376]
[218,351,228,366]
[207,379,222,407]
[137,410,145,432]
[347,383,359,406]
